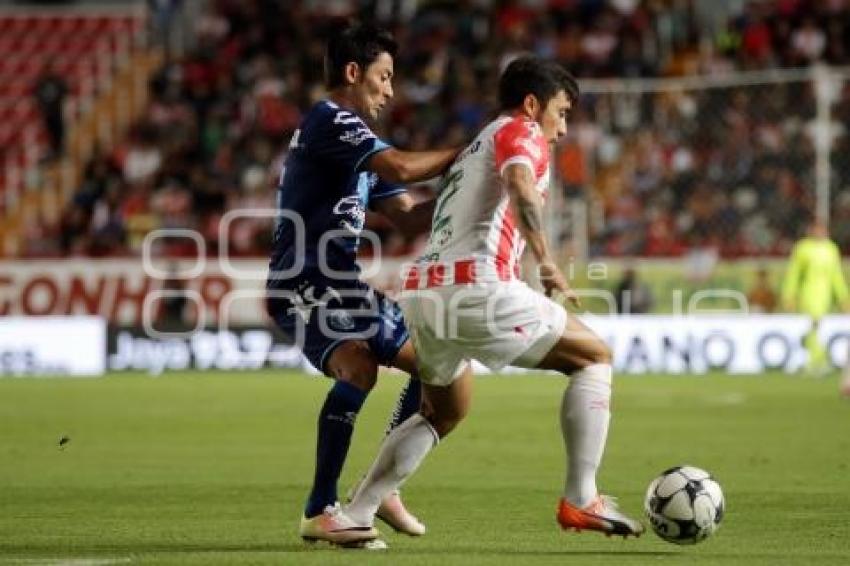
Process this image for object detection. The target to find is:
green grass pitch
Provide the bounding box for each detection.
[1,371,849,565]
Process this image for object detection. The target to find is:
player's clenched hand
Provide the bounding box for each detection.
[539,262,581,308]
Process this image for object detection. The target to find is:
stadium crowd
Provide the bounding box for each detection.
[38,0,850,259]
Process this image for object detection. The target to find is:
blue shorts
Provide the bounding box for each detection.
[266,276,409,376]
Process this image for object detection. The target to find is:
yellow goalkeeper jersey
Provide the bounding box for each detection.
[781,236,849,318]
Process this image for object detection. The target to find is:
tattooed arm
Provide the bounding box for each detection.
[502,163,580,306]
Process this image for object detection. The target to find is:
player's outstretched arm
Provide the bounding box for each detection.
[366,147,461,184]
[373,192,436,238]
[503,163,579,307]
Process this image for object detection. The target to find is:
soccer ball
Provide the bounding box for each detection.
[644,465,724,545]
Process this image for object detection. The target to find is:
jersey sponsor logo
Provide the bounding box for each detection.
[333,195,366,234]
[333,111,363,125]
[456,140,482,163]
[435,225,453,247]
[339,127,375,146]
[327,309,356,331]
[429,168,463,250]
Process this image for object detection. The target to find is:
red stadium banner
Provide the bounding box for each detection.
[0,258,410,326]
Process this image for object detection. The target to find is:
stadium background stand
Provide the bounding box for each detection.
[3,0,850,259]
[0,6,155,256]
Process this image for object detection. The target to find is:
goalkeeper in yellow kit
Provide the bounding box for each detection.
[781,219,849,377]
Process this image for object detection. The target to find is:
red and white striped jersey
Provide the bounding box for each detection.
[416,114,550,285]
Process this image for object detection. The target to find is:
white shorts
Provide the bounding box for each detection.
[398,280,568,386]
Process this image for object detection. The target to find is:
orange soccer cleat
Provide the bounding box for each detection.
[557,495,645,538]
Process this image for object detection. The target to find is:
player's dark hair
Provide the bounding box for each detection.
[498,56,579,111]
[325,22,398,89]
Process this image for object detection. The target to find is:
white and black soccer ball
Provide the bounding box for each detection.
[644,465,724,545]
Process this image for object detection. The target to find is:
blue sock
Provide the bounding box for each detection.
[304,380,368,518]
[384,377,422,435]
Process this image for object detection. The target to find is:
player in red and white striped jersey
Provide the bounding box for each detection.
[408,109,553,285]
[346,56,643,543]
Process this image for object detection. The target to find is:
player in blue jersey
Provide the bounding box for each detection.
[265,22,461,546]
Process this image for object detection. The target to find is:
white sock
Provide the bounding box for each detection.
[562,363,612,508]
[345,413,439,525]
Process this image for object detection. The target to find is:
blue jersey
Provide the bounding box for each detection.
[265,100,410,375]
[268,99,404,283]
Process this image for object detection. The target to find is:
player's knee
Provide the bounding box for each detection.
[333,361,378,390]
[565,340,612,374]
[420,410,454,438]
[590,341,613,366]
[326,343,379,391]
[428,416,459,438]
[420,395,433,417]
[424,404,467,438]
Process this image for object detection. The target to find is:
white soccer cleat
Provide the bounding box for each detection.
[377,490,427,536]
[347,481,427,536]
[299,503,380,546]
